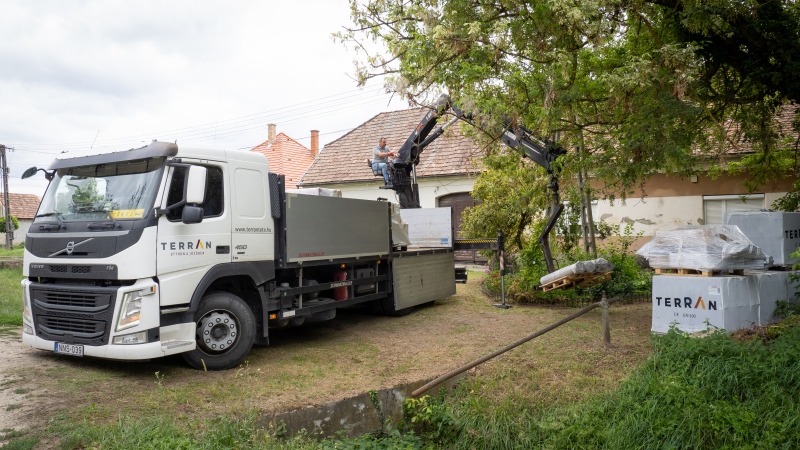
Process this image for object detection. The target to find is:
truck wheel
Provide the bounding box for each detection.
[182,292,256,371]
[374,296,415,317]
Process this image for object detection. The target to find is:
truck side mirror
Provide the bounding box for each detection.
[182,205,204,224]
[21,167,39,179]
[185,166,207,204]
[156,164,208,218]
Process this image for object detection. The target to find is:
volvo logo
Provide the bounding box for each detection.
[49,238,94,257]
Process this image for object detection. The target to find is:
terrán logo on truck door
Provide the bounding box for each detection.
[160,240,212,257]
[655,296,718,310]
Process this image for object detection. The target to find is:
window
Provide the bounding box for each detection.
[166,165,224,221]
[703,194,764,224]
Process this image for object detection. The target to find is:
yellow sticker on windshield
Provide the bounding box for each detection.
[110,209,145,219]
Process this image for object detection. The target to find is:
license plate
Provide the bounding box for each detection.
[54,342,84,357]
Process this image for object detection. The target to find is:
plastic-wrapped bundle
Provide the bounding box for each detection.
[636,225,771,271]
[540,257,614,286]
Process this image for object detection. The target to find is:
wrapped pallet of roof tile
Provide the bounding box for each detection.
[636,225,771,271]
[539,257,614,286]
[723,211,800,266]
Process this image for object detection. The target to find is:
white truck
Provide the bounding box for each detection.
[20,141,467,370]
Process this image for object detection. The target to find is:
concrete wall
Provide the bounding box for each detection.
[14,220,32,245]
[312,175,476,208]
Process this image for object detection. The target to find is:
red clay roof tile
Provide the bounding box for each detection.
[0,193,41,219]
[299,108,483,186]
[250,132,316,188]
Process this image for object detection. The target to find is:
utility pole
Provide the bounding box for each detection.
[0,145,12,250]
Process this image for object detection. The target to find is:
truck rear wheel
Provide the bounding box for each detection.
[373,296,415,317]
[182,292,255,371]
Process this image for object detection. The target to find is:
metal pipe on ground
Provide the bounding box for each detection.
[412,294,622,398]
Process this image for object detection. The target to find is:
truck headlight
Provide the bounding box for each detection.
[116,290,143,331]
[21,281,33,334]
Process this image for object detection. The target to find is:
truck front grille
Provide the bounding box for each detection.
[49,265,92,274]
[38,316,105,339]
[30,284,119,346]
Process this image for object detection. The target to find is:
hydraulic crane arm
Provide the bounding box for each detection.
[499,124,567,273]
[385,94,469,208]
[379,94,567,273]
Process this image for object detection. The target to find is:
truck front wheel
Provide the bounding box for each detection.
[182,292,256,371]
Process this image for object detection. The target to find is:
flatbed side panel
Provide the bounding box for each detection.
[286,194,390,263]
[392,252,456,309]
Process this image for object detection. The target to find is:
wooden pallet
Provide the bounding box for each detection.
[540,272,612,292]
[654,268,744,277]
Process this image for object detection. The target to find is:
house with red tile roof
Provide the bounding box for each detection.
[299,108,482,207]
[300,105,797,253]
[251,124,319,188]
[0,192,41,245]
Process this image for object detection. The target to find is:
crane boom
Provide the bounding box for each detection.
[378,95,567,273]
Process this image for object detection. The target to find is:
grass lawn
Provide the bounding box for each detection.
[0,267,22,326]
[0,243,24,258]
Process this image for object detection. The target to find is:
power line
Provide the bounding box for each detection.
[10,82,395,152]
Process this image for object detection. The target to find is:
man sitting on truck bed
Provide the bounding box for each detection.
[372,137,394,184]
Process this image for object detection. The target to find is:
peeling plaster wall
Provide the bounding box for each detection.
[591,172,793,243]
[306,176,476,208]
[596,195,705,236]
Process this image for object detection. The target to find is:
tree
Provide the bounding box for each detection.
[340,0,800,200]
[0,215,19,232]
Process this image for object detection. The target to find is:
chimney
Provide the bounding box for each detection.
[310,130,319,157]
[268,123,276,144]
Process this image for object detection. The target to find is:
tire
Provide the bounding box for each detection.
[374,296,415,317]
[182,292,256,371]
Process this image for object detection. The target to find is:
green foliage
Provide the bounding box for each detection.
[340,0,800,200]
[774,301,800,319]
[484,221,651,304]
[586,223,651,299]
[402,395,456,441]
[539,326,800,449]
[0,214,19,231]
[462,150,549,253]
[0,267,22,326]
[772,181,800,212]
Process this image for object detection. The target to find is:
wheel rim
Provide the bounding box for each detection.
[197,310,238,353]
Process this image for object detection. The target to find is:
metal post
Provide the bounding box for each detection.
[493,229,511,309]
[601,291,610,347]
[0,145,11,250]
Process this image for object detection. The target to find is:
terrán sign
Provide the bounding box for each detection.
[651,272,795,334]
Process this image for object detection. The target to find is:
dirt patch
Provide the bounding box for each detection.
[0,274,654,444]
[0,327,68,434]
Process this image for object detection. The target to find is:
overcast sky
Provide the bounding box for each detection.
[0,1,406,196]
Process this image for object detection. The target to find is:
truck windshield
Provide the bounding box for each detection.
[34,157,165,223]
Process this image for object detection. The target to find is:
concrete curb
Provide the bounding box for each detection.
[260,374,465,439]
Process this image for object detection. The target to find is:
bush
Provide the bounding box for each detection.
[0,215,19,231]
[483,222,651,304]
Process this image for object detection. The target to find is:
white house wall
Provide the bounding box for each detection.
[13,220,32,245]
[592,172,793,238]
[312,176,476,208]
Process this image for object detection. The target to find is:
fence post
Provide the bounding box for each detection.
[601,291,610,347]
